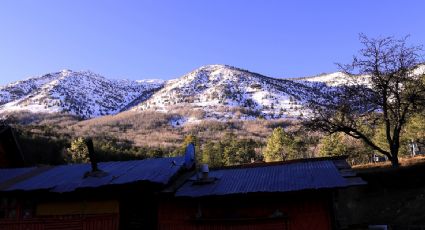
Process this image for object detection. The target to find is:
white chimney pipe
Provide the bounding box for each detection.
[201,164,209,180]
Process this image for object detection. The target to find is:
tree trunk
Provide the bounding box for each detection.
[390,153,400,167]
[390,137,401,167]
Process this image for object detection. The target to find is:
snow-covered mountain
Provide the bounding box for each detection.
[0,70,163,118]
[296,63,425,87]
[1,64,423,122]
[132,65,316,121]
[133,64,424,123]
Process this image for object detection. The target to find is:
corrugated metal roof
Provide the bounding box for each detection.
[0,157,183,193]
[175,160,360,197]
[0,167,35,185]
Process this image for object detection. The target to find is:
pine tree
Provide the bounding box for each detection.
[318,133,347,157]
[319,133,374,164]
[201,141,224,168]
[238,139,257,163]
[263,127,295,162]
[404,113,425,144]
[223,138,239,166]
[66,137,89,163]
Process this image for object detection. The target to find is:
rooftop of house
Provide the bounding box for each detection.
[0,156,184,193]
[174,156,365,197]
[0,153,365,196]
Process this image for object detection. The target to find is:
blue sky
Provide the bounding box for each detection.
[0,0,424,85]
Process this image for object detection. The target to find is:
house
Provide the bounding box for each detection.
[0,125,26,168]
[0,156,185,230]
[0,139,364,230]
[158,157,365,230]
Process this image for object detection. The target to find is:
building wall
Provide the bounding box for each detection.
[0,213,119,230]
[0,198,120,230]
[158,192,333,230]
[119,194,158,230]
[0,185,163,230]
[36,200,119,216]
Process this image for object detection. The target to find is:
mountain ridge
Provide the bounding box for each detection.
[1,64,423,121]
[0,70,163,118]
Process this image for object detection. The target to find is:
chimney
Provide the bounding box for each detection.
[200,164,209,180]
[84,138,98,172]
[192,163,216,185]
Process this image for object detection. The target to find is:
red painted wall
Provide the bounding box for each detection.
[0,214,119,230]
[158,192,333,230]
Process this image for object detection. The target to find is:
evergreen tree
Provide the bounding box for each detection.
[318,133,347,157]
[202,134,258,167]
[404,113,425,144]
[263,127,295,162]
[292,136,309,158]
[201,141,224,168]
[65,137,89,163]
[238,139,257,163]
[223,137,240,166]
[319,133,374,164]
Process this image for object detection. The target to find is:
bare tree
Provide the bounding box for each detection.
[306,34,425,167]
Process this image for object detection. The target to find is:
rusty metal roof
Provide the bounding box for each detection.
[0,157,183,193]
[175,158,365,197]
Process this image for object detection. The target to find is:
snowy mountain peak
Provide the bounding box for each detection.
[0,70,163,118]
[132,64,310,121]
[60,69,72,75]
[195,64,235,71]
[177,64,267,86]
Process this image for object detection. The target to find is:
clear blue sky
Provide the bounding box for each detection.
[1,0,424,85]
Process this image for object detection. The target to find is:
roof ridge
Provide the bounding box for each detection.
[212,156,349,170]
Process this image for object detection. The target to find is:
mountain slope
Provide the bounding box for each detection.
[132,65,317,121]
[0,70,163,118]
[132,63,425,123]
